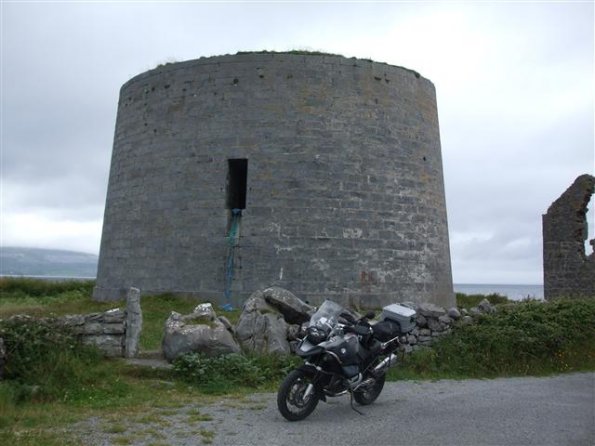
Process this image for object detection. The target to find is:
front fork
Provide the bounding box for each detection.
[303,383,315,400]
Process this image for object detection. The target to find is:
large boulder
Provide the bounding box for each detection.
[162,304,240,362]
[262,287,315,324]
[235,292,291,355]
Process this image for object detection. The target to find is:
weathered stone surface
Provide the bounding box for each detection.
[419,328,432,337]
[262,287,314,324]
[102,323,126,335]
[193,303,216,320]
[462,315,474,325]
[286,324,302,341]
[427,317,444,332]
[235,310,290,355]
[103,308,126,323]
[217,316,234,333]
[125,287,142,358]
[416,314,428,328]
[61,314,85,326]
[447,307,461,320]
[162,311,240,362]
[83,335,123,357]
[543,174,595,299]
[438,315,454,326]
[82,322,104,335]
[417,303,447,319]
[478,299,496,314]
[242,291,277,314]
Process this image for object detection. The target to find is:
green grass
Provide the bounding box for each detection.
[0,277,114,319]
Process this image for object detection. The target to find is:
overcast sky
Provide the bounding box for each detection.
[1,1,593,284]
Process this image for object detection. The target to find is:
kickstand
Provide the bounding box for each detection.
[349,392,364,416]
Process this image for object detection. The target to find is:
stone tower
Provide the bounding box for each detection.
[94,53,454,309]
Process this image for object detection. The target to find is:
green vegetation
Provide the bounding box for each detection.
[0,277,108,318]
[390,298,595,380]
[455,292,510,308]
[1,278,594,443]
[173,353,301,394]
[236,49,345,57]
[0,277,95,297]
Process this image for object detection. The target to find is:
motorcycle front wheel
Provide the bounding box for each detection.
[353,373,386,405]
[277,369,319,421]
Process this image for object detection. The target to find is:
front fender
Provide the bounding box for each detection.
[297,363,319,378]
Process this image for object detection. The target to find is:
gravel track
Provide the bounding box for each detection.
[72,372,594,446]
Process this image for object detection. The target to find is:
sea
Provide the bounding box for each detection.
[454,283,543,301]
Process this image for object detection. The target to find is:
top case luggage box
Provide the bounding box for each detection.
[381,304,417,333]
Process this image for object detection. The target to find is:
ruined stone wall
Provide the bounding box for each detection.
[543,174,595,299]
[94,53,453,309]
[62,287,142,357]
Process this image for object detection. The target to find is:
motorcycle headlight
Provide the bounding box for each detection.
[306,326,327,345]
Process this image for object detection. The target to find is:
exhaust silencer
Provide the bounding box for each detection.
[373,353,398,375]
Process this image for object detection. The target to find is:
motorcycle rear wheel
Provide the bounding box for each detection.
[277,369,319,421]
[353,373,386,405]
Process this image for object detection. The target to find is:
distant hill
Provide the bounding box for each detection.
[0,247,98,278]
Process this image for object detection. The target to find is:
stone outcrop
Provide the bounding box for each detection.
[162,303,240,362]
[262,287,315,324]
[235,292,291,355]
[543,174,595,299]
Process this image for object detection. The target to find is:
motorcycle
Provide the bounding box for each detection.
[277,299,417,421]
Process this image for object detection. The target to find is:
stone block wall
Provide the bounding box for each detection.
[60,287,141,357]
[543,174,595,299]
[61,308,128,357]
[94,53,453,309]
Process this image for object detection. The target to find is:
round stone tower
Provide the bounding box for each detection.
[94,52,454,309]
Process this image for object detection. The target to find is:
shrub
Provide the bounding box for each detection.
[456,292,510,309]
[173,353,300,393]
[396,298,595,378]
[0,317,103,403]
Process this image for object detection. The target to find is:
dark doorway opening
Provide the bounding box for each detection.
[227,159,248,210]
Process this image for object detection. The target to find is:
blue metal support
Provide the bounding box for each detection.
[222,208,241,311]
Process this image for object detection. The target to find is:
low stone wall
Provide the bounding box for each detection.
[0,287,142,361]
[160,287,498,362]
[62,287,142,357]
[396,299,495,354]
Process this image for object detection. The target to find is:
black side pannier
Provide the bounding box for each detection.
[372,320,401,342]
